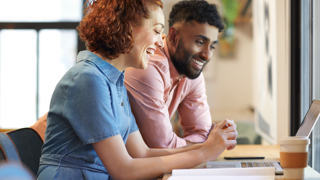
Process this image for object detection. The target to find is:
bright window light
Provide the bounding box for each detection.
[0,0,83,22]
[0,30,37,129]
[38,29,76,117]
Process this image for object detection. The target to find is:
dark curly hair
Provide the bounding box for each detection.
[77,0,163,60]
[168,0,224,32]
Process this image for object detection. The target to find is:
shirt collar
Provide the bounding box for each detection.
[162,37,186,81]
[77,50,124,85]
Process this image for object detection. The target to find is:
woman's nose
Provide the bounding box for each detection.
[156,36,164,48]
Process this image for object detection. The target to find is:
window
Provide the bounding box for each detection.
[300,0,320,173]
[311,0,320,172]
[0,30,37,128]
[0,0,82,22]
[0,0,85,129]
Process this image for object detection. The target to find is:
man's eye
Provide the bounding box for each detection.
[196,40,204,45]
[154,30,160,34]
[210,45,216,49]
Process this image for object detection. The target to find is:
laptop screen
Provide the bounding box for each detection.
[296,99,320,137]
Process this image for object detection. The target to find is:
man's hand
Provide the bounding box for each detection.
[223,119,237,150]
[201,119,238,161]
[213,119,237,150]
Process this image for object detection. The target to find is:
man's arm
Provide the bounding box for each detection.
[125,64,188,148]
[178,73,213,143]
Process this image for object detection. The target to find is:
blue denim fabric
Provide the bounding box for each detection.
[0,162,34,180]
[0,133,20,163]
[37,50,139,180]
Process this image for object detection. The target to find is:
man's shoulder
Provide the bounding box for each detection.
[183,73,206,93]
[148,48,170,74]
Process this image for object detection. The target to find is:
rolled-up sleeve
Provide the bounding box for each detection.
[125,65,187,148]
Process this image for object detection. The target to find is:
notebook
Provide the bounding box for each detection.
[206,99,320,175]
[168,167,275,180]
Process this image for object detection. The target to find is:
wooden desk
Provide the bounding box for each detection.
[162,145,320,180]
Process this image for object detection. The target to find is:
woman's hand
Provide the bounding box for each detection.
[201,119,238,161]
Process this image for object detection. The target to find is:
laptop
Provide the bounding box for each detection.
[206,99,320,175]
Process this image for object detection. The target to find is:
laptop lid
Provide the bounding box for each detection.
[296,99,320,137]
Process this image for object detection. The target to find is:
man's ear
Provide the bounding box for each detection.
[168,27,179,47]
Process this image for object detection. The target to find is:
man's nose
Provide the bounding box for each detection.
[200,46,212,60]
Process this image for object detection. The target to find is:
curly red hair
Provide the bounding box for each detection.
[77,0,163,60]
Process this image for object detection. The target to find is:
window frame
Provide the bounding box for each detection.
[0,22,86,120]
[0,0,86,123]
[298,0,320,172]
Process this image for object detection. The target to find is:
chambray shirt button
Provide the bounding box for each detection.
[121,102,124,106]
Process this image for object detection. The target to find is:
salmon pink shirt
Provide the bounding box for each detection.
[124,37,213,148]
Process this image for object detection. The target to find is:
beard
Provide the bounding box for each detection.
[170,39,207,79]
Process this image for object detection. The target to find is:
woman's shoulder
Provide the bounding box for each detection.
[79,60,105,75]
[68,60,108,80]
[56,61,111,94]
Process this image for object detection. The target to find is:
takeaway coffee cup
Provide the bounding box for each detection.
[279,136,310,179]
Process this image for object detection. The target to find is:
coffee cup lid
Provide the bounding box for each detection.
[279,136,310,145]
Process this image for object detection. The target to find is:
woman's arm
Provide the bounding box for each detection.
[92,119,237,180]
[125,119,237,158]
[125,130,203,158]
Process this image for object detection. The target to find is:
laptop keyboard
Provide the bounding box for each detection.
[241,162,275,168]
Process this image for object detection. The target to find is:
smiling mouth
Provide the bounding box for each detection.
[193,59,205,66]
[146,48,155,57]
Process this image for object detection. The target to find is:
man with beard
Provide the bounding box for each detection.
[124,0,235,148]
[31,0,237,148]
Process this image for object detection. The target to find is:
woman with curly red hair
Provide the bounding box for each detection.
[37,0,235,179]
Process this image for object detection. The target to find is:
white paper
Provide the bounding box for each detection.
[168,176,274,180]
[168,167,275,180]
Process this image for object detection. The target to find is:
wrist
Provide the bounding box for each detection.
[199,142,221,162]
[198,146,210,163]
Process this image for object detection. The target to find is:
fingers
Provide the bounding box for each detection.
[224,124,237,132]
[219,120,238,150]
[224,123,237,151]
[202,122,238,159]
[209,119,237,137]
[216,119,237,134]
[226,140,237,150]
[224,125,238,142]
[217,119,236,129]
[226,131,238,140]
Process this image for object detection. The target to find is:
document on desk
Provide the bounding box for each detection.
[168,167,275,180]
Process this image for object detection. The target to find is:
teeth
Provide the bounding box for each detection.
[146,49,154,55]
[193,59,204,66]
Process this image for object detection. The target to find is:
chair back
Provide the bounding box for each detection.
[0,128,43,176]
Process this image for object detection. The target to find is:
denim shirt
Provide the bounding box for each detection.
[37,51,139,180]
